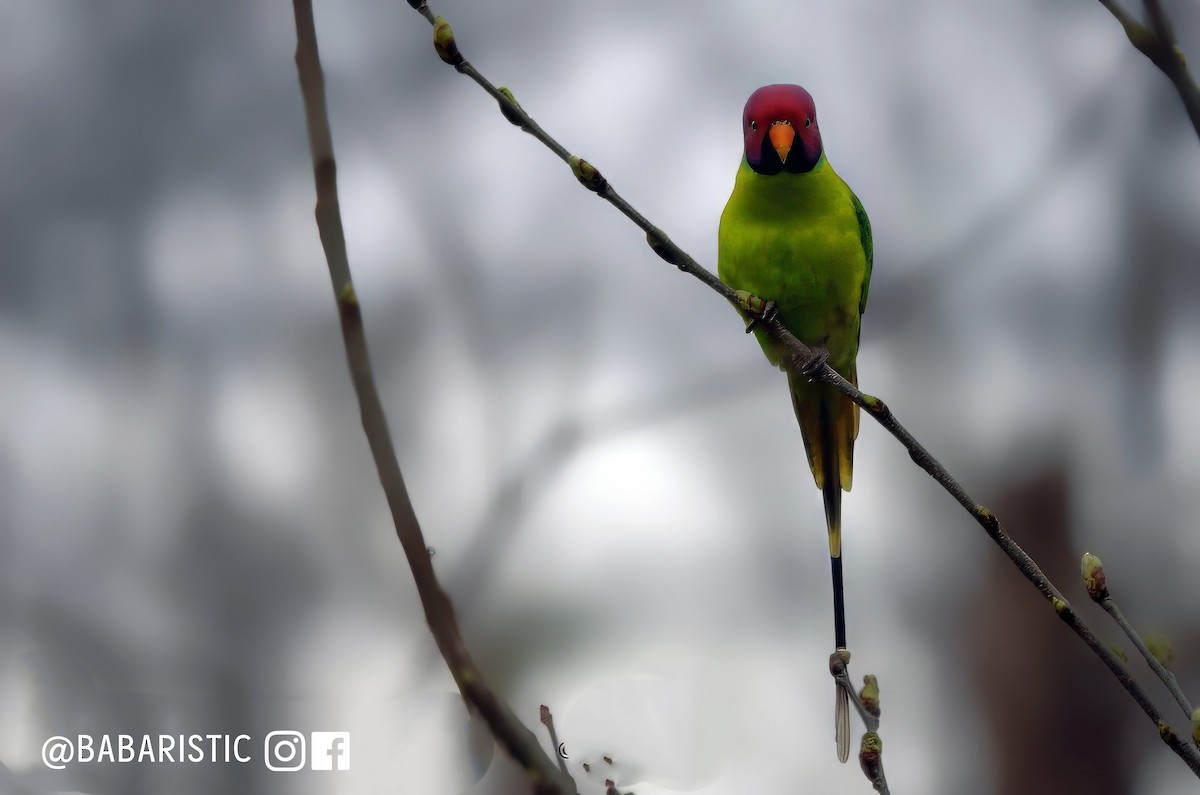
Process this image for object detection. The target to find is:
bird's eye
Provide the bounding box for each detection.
[804,118,812,128]
[749,120,757,131]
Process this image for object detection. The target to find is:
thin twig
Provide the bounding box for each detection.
[1103,597,1195,719]
[831,654,890,793]
[1098,0,1200,138]
[1083,551,1196,721]
[408,7,740,308]
[290,3,575,793]
[406,2,1200,778]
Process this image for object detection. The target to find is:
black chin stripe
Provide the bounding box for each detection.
[748,137,819,175]
[750,137,783,175]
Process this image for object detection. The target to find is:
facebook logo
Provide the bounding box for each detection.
[310,731,351,771]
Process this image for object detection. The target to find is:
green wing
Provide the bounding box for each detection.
[850,191,873,317]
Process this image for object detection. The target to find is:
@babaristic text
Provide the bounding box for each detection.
[40,731,351,772]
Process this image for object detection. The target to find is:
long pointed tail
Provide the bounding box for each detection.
[819,403,851,763]
[823,467,845,649]
[789,373,857,763]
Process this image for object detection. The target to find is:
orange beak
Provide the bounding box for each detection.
[769,122,795,164]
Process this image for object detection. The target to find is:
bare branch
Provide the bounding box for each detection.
[290,2,575,792]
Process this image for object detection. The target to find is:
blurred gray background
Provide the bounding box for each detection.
[2,1,1199,793]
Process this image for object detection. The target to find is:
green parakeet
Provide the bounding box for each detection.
[717,84,872,763]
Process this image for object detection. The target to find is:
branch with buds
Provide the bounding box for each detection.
[1082,553,1199,747]
[831,651,890,793]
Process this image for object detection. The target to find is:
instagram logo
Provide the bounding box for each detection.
[263,731,306,771]
[311,731,350,771]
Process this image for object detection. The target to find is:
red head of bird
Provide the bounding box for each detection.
[741,84,823,175]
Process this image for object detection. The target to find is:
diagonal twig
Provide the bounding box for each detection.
[1105,598,1195,717]
[290,2,576,793]
[1098,0,1200,138]
[1083,552,1196,721]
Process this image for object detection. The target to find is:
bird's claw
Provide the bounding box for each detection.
[801,345,830,380]
[744,300,778,334]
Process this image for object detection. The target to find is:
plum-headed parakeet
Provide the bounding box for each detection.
[717,84,872,763]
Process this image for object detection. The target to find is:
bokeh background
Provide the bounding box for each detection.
[2,1,1199,793]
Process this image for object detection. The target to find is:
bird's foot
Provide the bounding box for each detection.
[801,345,830,380]
[735,291,777,333]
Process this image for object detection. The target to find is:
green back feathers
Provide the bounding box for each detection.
[851,191,872,317]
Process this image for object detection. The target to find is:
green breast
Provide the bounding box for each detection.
[717,155,868,371]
